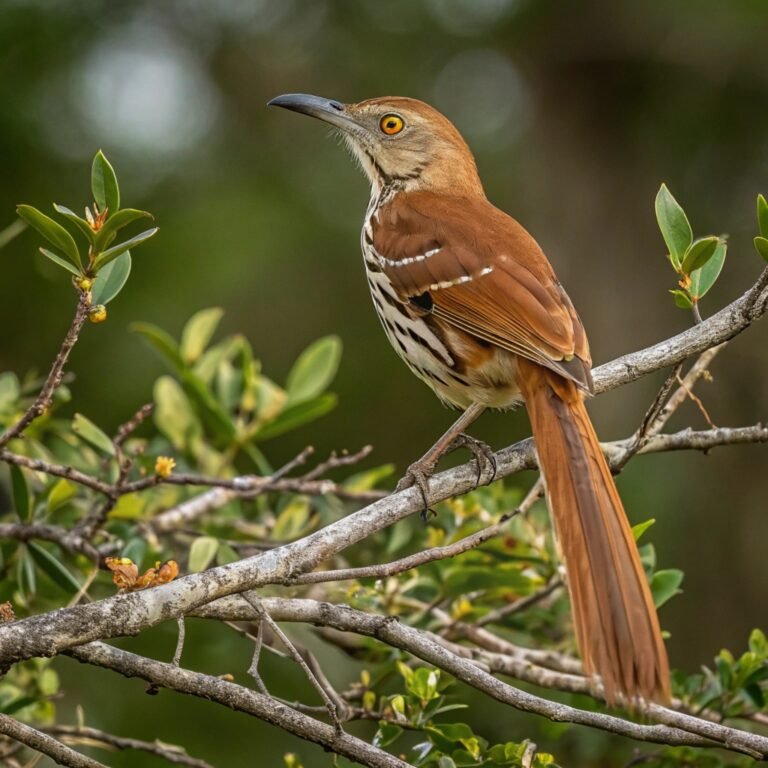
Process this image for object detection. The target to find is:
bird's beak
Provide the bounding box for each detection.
[267,93,359,133]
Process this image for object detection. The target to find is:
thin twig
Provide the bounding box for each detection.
[290,479,543,585]
[43,725,213,768]
[474,575,563,629]
[241,593,343,732]
[172,617,186,667]
[68,642,409,768]
[301,445,374,481]
[0,293,90,449]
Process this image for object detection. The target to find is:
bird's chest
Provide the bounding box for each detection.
[359,209,521,410]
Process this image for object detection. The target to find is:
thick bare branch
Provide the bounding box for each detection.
[44,725,213,768]
[198,597,768,760]
[0,714,107,768]
[67,642,410,768]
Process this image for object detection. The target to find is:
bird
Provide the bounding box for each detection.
[268,93,671,707]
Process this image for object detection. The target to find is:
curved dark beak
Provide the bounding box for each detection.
[267,93,358,132]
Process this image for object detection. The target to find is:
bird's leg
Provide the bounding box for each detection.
[396,403,487,513]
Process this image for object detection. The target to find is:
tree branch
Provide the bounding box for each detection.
[196,597,768,760]
[66,642,409,768]
[44,725,214,768]
[0,713,107,768]
[0,293,90,449]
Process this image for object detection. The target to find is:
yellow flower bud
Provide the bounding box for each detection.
[88,305,107,323]
[154,456,176,478]
[78,277,93,291]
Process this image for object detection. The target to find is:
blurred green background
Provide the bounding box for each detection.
[2,0,767,765]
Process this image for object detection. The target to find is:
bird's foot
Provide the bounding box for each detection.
[448,433,497,487]
[396,460,438,521]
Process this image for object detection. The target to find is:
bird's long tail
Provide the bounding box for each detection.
[517,358,670,705]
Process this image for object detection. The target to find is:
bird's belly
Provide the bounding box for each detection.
[364,261,522,410]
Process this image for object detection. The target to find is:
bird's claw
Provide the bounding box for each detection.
[448,432,498,486]
[396,460,437,520]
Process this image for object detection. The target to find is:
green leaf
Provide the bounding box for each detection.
[91,251,131,305]
[254,393,337,441]
[94,208,153,251]
[631,518,655,542]
[754,236,768,263]
[689,240,727,299]
[39,247,81,276]
[72,413,115,455]
[655,184,692,270]
[18,547,36,598]
[749,628,767,656]
[1,696,38,715]
[0,372,20,410]
[53,204,95,243]
[121,537,148,566]
[188,536,219,572]
[131,322,185,369]
[651,568,684,608]
[134,322,235,443]
[154,375,201,450]
[181,307,224,364]
[10,465,30,521]
[272,498,311,540]
[93,227,157,270]
[27,542,81,593]
[91,150,120,213]
[758,194,768,239]
[669,289,693,310]
[681,236,718,275]
[216,543,240,566]
[286,336,342,405]
[16,205,82,270]
[46,479,76,514]
[373,722,403,748]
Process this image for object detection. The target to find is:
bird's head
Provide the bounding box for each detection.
[268,94,484,197]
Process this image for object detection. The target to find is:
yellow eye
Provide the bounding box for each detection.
[380,114,404,135]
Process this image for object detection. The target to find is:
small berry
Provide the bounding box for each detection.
[88,305,107,323]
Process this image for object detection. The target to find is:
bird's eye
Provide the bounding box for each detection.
[379,114,405,135]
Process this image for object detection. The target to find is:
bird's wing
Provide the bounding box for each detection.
[371,192,593,390]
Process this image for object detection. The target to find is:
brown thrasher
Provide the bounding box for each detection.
[269,93,671,706]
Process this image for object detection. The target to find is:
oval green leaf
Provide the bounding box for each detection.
[758,194,768,239]
[669,289,693,309]
[754,236,768,263]
[188,536,219,572]
[16,205,82,269]
[650,568,684,608]
[286,335,342,405]
[681,236,718,275]
[91,251,131,305]
[72,413,115,455]
[27,542,81,594]
[10,465,30,522]
[53,204,95,243]
[655,184,692,270]
[254,393,337,441]
[91,150,120,213]
[93,227,157,271]
[39,247,82,276]
[689,240,727,299]
[94,208,153,252]
[181,307,224,363]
